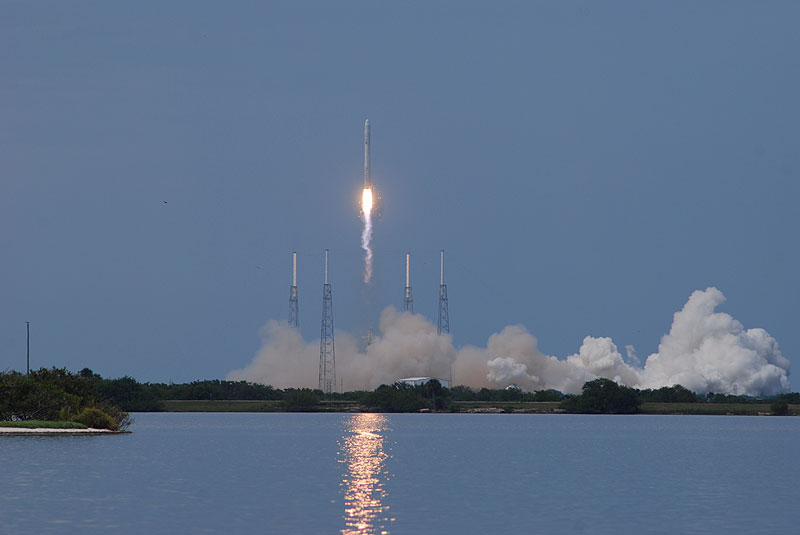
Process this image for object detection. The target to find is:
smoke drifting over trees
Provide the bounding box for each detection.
[228,287,790,397]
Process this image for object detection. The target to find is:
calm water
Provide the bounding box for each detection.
[1,413,798,534]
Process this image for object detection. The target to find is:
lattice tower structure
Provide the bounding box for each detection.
[437,250,450,335]
[319,249,336,393]
[362,327,375,349]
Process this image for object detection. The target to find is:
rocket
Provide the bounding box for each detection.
[363,119,371,188]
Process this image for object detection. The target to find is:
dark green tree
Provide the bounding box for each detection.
[283,389,321,411]
[0,368,131,429]
[361,384,428,412]
[528,389,565,402]
[96,376,165,411]
[449,385,477,401]
[423,379,448,410]
[775,393,800,404]
[771,399,789,416]
[639,385,700,403]
[0,372,81,421]
[561,378,641,414]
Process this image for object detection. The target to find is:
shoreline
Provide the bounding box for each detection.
[0,427,130,436]
[158,399,799,416]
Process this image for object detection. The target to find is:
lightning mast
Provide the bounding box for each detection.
[437,250,450,335]
[319,249,336,393]
[288,252,299,329]
[403,252,413,313]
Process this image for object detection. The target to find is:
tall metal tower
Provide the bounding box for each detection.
[288,252,299,329]
[403,252,413,312]
[437,250,450,335]
[318,249,336,393]
[362,327,375,349]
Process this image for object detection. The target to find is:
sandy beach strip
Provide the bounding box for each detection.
[0,427,123,435]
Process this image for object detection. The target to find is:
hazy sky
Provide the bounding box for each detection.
[2,1,798,384]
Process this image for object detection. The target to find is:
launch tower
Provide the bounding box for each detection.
[319,249,336,393]
[437,250,449,335]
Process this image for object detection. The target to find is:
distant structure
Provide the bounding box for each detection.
[362,327,375,349]
[397,377,450,388]
[319,249,336,393]
[403,252,413,312]
[437,250,449,335]
[288,252,299,329]
[26,321,30,375]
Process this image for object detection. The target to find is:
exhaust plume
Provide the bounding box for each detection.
[228,307,455,389]
[361,187,373,283]
[639,287,790,396]
[360,120,374,283]
[228,287,790,397]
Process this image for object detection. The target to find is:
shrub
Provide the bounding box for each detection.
[284,390,320,411]
[0,370,132,429]
[529,389,565,402]
[58,406,74,421]
[560,378,641,414]
[96,376,164,411]
[361,384,429,412]
[95,401,133,430]
[771,400,789,416]
[0,373,81,421]
[778,393,800,404]
[72,408,118,430]
[639,385,700,403]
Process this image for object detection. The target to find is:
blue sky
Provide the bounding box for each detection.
[1,1,798,384]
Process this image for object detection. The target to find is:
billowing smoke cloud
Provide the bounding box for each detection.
[638,287,790,396]
[228,287,790,396]
[482,326,593,394]
[228,307,456,391]
[227,320,319,388]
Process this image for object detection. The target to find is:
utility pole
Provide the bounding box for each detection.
[26,321,30,374]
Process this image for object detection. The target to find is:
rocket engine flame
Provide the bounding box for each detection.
[361,187,374,283]
[362,187,373,214]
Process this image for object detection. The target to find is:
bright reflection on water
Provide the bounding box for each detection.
[339,413,393,535]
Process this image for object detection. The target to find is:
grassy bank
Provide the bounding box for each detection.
[162,400,284,412]
[161,399,363,412]
[640,402,800,416]
[451,401,562,413]
[0,420,89,429]
[156,400,800,415]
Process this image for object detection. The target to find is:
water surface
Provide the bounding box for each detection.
[1,413,798,533]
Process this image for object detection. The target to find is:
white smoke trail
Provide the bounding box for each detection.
[360,187,374,283]
[228,288,791,397]
[361,209,373,283]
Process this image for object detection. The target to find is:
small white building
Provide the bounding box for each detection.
[396,377,450,388]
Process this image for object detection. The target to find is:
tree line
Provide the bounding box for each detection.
[3,367,797,417]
